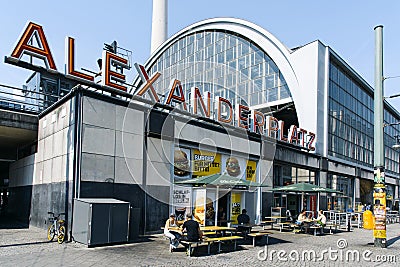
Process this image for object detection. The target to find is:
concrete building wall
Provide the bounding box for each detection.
[290,41,328,156]
[80,97,145,184]
[78,95,169,234]
[8,98,75,227]
[175,121,260,156]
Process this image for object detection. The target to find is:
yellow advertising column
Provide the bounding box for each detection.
[373,179,386,241]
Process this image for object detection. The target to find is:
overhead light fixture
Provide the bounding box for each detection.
[392,144,400,150]
[393,135,400,150]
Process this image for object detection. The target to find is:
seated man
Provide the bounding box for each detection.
[314,210,327,227]
[237,209,251,234]
[181,213,203,255]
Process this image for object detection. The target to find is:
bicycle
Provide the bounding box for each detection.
[47,212,66,244]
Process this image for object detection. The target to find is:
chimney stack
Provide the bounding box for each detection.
[151,0,168,54]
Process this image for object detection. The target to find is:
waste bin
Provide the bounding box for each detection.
[363,210,374,230]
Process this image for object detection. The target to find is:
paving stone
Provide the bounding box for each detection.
[0,221,399,266]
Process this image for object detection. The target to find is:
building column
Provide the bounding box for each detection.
[319,171,328,211]
[355,177,361,210]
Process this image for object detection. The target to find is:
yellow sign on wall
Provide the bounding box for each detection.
[192,149,221,177]
[246,160,257,182]
[231,193,242,224]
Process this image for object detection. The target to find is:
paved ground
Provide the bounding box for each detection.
[0,217,399,267]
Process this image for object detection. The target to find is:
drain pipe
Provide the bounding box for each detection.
[69,87,83,241]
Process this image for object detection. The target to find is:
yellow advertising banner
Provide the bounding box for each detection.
[246,160,257,182]
[373,185,386,238]
[373,229,387,239]
[192,149,221,177]
[231,192,241,223]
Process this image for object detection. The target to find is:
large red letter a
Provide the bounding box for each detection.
[11,22,56,70]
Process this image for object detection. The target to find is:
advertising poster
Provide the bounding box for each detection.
[192,149,221,177]
[231,192,242,223]
[373,185,386,238]
[374,230,386,239]
[221,155,246,179]
[205,191,216,226]
[172,185,191,221]
[246,160,257,182]
[173,147,191,181]
[192,189,206,225]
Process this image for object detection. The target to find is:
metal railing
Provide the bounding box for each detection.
[0,83,61,114]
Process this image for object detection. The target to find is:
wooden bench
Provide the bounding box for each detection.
[276,222,291,232]
[180,240,202,257]
[247,232,271,247]
[203,235,244,254]
[202,231,217,236]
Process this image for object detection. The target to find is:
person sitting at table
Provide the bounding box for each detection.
[164,213,181,252]
[313,210,327,227]
[295,209,307,225]
[181,213,203,255]
[237,209,250,224]
[237,209,251,235]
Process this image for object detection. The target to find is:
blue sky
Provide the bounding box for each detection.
[1,0,400,109]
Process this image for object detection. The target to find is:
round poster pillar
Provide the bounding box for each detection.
[373,167,387,248]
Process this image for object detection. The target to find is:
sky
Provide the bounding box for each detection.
[1,0,400,110]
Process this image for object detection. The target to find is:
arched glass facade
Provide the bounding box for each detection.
[146,30,292,108]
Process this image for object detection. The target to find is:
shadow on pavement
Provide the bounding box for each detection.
[79,235,159,249]
[172,236,292,257]
[262,236,292,246]
[0,240,51,248]
[387,235,400,247]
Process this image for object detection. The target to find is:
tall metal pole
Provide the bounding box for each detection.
[373,25,387,248]
[151,0,168,54]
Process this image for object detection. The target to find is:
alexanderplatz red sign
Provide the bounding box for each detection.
[4,22,316,151]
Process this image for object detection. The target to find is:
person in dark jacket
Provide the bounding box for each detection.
[237,209,251,235]
[237,209,250,224]
[181,213,203,255]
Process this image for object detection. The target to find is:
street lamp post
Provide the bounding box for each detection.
[373,25,387,248]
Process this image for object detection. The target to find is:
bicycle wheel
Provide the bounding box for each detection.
[57,225,66,244]
[47,224,55,241]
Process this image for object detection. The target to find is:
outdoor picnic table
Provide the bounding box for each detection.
[166,226,237,233]
[247,231,272,246]
[265,216,287,221]
[265,216,287,229]
[165,226,181,232]
[259,220,275,230]
[200,226,237,235]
